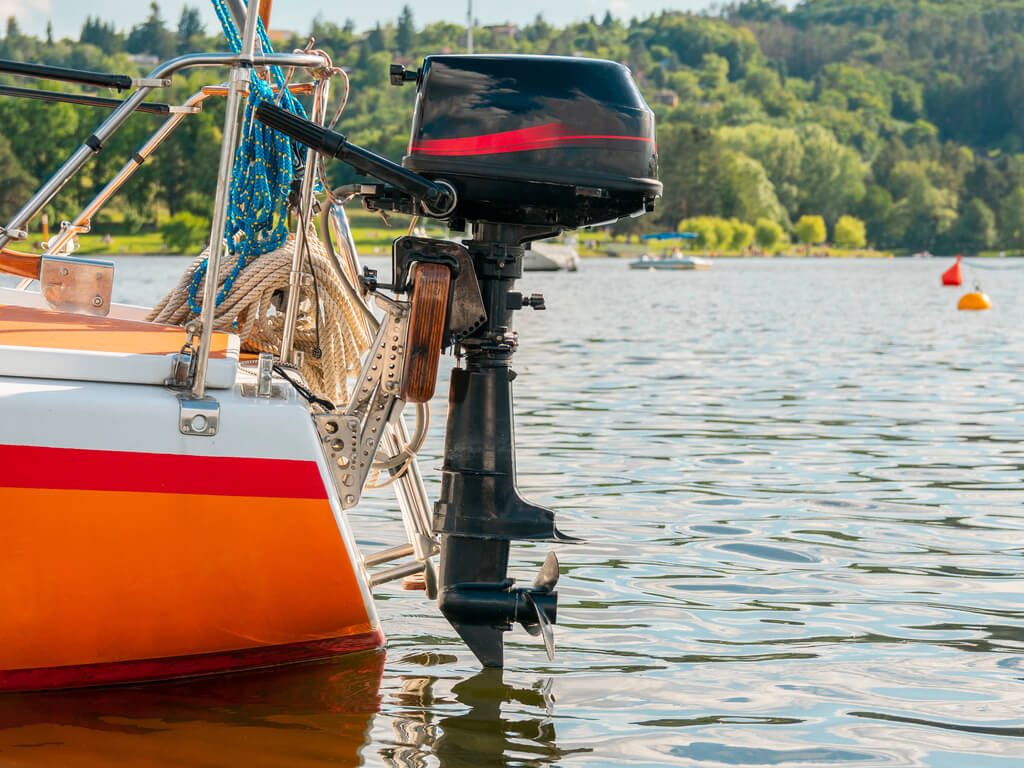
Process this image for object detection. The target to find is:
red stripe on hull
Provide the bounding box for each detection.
[0,444,327,498]
[410,121,653,156]
[0,628,386,692]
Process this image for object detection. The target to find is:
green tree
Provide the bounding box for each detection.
[859,184,895,246]
[796,125,866,225]
[730,219,755,250]
[887,160,958,250]
[833,215,866,248]
[396,6,415,54]
[998,187,1024,253]
[161,212,210,253]
[365,23,389,53]
[680,216,724,250]
[127,3,175,60]
[711,217,735,251]
[177,6,204,53]
[754,218,783,250]
[698,52,729,93]
[80,17,121,51]
[0,134,38,221]
[5,16,21,42]
[794,215,826,250]
[719,151,788,224]
[939,197,996,254]
[654,123,728,228]
[718,123,803,215]
[954,198,996,253]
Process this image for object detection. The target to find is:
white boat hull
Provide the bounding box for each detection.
[629,256,712,270]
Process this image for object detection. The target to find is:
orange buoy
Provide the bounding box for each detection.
[942,255,963,286]
[958,291,992,310]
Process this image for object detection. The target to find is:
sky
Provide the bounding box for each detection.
[4,0,723,41]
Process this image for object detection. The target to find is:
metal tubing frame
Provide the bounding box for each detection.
[383,426,436,561]
[190,8,265,400]
[41,89,208,259]
[363,543,415,568]
[0,51,327,253]
[369,560,426,587]
[279,79,330,364]
[36,83,316,261]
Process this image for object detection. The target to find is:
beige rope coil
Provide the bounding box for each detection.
[148,225,372,405]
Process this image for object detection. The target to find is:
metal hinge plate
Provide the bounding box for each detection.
[178,394,220,437]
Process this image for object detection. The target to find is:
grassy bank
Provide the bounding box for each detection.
[8,216,894,260]
[8,210,407,258]
[601,242,895,258]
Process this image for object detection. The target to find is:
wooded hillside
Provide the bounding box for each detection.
[4,1,1024,253]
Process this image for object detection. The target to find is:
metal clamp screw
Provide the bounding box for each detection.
[0,226,28,241]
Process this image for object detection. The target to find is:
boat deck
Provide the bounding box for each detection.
[0,298,239,388]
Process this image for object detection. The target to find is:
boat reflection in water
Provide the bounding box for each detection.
[0,649,583,767]
[0,651,384,767]
[378,664,590,767]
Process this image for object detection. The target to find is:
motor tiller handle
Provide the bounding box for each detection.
[254,102,456,214]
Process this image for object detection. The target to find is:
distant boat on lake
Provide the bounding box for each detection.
[525,240,580,271]
[629,232,712,270]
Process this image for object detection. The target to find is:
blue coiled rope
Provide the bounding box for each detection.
[187,0,309,314]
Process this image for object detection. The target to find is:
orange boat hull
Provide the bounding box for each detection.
[0,445,383,692]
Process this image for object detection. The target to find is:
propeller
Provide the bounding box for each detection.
[534,551,560,591]
[523,593,555,660]
[520,552,559,660]
[439,551,561,667]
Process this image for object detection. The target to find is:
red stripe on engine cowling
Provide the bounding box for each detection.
[410,121,653,156]
[0,444,328,499]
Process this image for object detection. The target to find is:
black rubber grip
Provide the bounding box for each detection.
[0,84,171,113]
[0,59,133,91]
[255,102,454,210]
[254,102,345,156]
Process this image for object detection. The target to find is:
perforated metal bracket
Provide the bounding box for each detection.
[315,298,409,508]
[178,394,220,437]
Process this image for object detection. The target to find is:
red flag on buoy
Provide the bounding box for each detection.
[942,255,963,286]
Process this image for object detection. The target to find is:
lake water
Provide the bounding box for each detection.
[2,256,1023,767]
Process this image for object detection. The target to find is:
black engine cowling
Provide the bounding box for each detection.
[403,54,662,228]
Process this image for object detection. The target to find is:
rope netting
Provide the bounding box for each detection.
[184,0,309,314]
[148,0,372,404]
[149,226,372,404]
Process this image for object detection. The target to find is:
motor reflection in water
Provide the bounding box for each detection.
[377,658,591,767]
[0,646,587,767]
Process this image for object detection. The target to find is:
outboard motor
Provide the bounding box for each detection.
[401,55,659,665]
[256,54,660,666]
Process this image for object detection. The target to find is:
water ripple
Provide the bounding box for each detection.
[4,257,1021,766]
